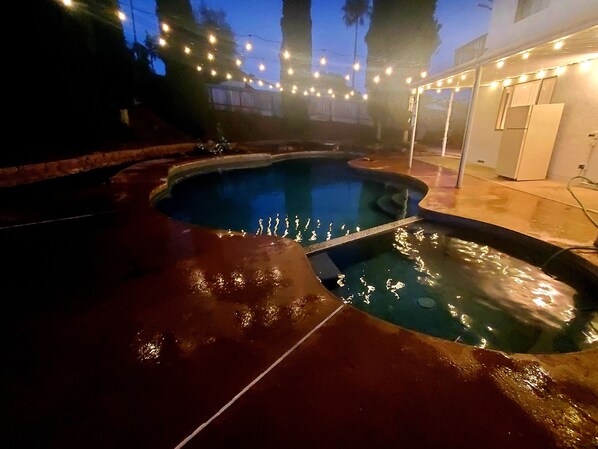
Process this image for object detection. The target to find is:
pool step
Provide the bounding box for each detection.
[376,192,408,219]
[308,252,342,289]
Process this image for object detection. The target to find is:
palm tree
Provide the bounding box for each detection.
[342,0,370,88]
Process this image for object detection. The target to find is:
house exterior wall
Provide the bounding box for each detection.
[485,0,598,53]
[466,86,503,167]
[465,68,598,181]
[548,66,598,181]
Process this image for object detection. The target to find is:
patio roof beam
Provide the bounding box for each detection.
[442,89,455,157]
[409,89,421,168]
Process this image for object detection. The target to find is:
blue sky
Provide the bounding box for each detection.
[119,0,491,92]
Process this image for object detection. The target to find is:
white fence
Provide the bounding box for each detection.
[208,84,373,126]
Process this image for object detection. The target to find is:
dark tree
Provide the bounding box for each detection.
[280,0,312,132]
[342,0,370,88]
[9,0,134,165]
[365,0,440,138]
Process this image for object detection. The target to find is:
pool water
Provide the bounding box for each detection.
[156,158,421,245]
[324,222,598,354]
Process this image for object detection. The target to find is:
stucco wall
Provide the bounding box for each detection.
[548,65,598,181]
[486,0,598,53]
[466,86,503,168]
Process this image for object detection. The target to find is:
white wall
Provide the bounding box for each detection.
[466,86,503,167]
[486,0,598,53]
[548,64,598,181]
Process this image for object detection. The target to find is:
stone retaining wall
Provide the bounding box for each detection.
[0,143,196,188]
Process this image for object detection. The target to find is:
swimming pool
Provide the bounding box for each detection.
[311,221,598,354]
[155,156,422,245]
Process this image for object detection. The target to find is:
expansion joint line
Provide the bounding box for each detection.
[173,303,345,449]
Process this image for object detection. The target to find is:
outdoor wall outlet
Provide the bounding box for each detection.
[578,163,586,169]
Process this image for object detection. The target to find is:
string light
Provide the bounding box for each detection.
[161,23,170,33]
[327,88,333,94]
[344,93,350,100]
[269,85,273,89]
[554,40,564,50]
[235,58,242,66]
[211,69,217,76]
[316,92,321,97]
[226,73,232,80]
[385,66,393,75]
[460,74,467,80]
[373,75,380,83]
[556,66,566,75]
[497,60,505,68]
[245,41,253,51]
[503,78,512,86]
[314,71,320,78]
[258,80,264,86]
[310,86,315,93]
[320,56,327,66]
[344,74,350,81]
[436,88,441,93]
[208,34,217,44]
[158,38,167,47]
[536,69,546,78]
[420,70,427,78]
[117,11,126,21]
[522,51,530,60]
[62,0,73,7]
[207,52,214,60]
[447,77,453,84]
[287,68,294,75]
[196,65,202,72]
[406,77,412,84]
[184,46,191,55]
[455,87,461,92]
[490,81,498,89]
[350,90,354,96]
[411,89,416,94]
[363,94,368,100]
[353,62,360,71]
[275,82,281,88]
[518,74,528,82]
[259,62,266,71]
[283,50,291,59]
[243,77,247,82]
[436,80,443,87]
[303,90,308,96]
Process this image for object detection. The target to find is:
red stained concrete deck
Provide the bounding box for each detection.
[2,151,597,449]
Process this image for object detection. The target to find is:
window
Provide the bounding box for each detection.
[495,77,556,130]
[515,0,551,22]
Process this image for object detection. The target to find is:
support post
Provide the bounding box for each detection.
[409,89,421,169]
[441,89,455,157]
[456,66,482,188]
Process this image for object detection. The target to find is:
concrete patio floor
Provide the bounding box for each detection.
[2,151,597,449]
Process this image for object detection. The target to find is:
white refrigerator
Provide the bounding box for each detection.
[496,104,564,180]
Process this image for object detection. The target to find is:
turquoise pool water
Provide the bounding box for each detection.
[156,157,421,245]
[323,222,598,354]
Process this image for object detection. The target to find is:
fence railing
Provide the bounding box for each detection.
[208,84,373,126]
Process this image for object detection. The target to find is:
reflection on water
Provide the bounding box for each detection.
[156,158,419,245]
[332,224,597,353]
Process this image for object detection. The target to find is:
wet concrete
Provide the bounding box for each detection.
[1,151,597,449]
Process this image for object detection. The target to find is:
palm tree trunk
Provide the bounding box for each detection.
[352,21,358,89]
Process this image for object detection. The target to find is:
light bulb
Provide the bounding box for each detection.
[497,60,505,68]
[158,38,167,47]
[327,88,333,94]
[196,65,202,72]
[519,74,528,82]
[344,74,350,81]
[460,74,467,80]
[320,56,327,66]
[259,63,265,71]
[211,69,217,76]
[385,67,393,76]
[353,62,360,71]
[373,75,380,83]
[161,23,170,32]
[436,88,441,93]
[258,80,264,86]
[503,79,512,86]
[536,70,546,78]
[406,77,412,84]
[287,68,294,75]
[226,73,232,80]
[447,78,453,84]
[207,52,214,60]
[62,0,73,7]
[437,80,443,87]
[236,58,242,66]
[117,11,126,21]
[184,46,191,55]
[363,94,368,100]
[554,41,564,50]
[344,93,350,99]
[490,81,498,89]
[420,71,427,78]
[314,71,320,78]
[245,41,253,51]
[283,50,291,59]
[208,34,217,44]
